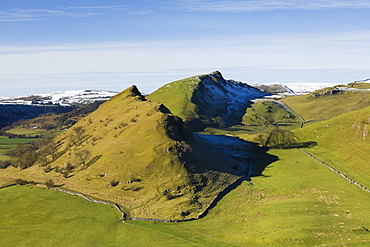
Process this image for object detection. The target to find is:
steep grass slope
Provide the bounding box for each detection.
[0,86,256,221]
[147,71,268,128]
[293,105,370,189]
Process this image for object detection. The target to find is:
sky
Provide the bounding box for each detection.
[1,0,370,97]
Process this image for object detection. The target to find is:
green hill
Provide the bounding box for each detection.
[293,104,370,189]
[147,71,267,129]
[0,85,257,221]
[282,84,370,121]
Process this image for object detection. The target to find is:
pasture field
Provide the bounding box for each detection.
[0,137,37,161]
[5,127,50,137]
[1,148,369,246]
[293,105,370,189]
[184,148,370,246]
[0,185,232,247]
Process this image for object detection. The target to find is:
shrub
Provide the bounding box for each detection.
[255,129,297,149]
[110,180,119,187]
[45,179,54,188]
[43,165,53,173]
[15,179,28,185]
[0,161,12,169]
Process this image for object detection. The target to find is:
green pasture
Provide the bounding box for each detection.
[293,105,370,189]
[0,186,232,247]
[6,127,50,137]
[0,137,37,161]
[184,148,370,246]
[1,148,369,246]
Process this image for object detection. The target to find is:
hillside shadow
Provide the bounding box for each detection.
[250,148,279,178]
[196,146,278,220]
[189,134,278,178]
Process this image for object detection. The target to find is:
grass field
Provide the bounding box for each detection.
[5,127,50,137]
[293,105,370,189]
[0,186,233,247]
[1,148,369,246]
[0,137,37,161]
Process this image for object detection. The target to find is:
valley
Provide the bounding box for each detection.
[1,72,370,246]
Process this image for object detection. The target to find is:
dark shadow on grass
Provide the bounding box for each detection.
[197,146,278,220]
[250,147,279,178]
[293,141,318,148]
[52,183,65,188]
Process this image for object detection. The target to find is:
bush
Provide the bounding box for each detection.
[110,180,119,187]
[255,129,297,149]
[0,161,12,169]
[45,179,54,188]
[43,165,53,173]
[15,179,28,185]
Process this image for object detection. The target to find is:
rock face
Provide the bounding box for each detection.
[311,88,344,97]
[253,83,294,95]
[10,85,256,221]
[147,71,268,129]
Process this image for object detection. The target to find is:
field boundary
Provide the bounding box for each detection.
[51,188,126,220]
[297,149,370,193]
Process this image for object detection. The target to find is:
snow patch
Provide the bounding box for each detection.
[0,89,118,106]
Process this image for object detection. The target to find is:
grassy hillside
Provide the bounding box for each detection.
[1,148,369,246]
[147,75,201,120]
[242,100,299,127]
[293,104,370,189]
[282,85,370,121]
[147,71,267,129]
[0,85,256,221]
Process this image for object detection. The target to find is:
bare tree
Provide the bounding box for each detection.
[75,149,91,169]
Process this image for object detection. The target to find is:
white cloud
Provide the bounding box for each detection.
[1,31,370,76]
[0,5,152,22]
[1,31,370,96]
[176,0,370,12]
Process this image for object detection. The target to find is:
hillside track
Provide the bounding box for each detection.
[297,149,370,193]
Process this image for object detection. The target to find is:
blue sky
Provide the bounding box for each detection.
[1,0,370,96]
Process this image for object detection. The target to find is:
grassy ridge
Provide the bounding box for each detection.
[146,76,201,120]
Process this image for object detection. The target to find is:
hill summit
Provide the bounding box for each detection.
[147,71,268,129]
[4,85,256,220]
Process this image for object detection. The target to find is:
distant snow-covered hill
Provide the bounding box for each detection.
[0,90,118,106]
[253,82,339,95]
